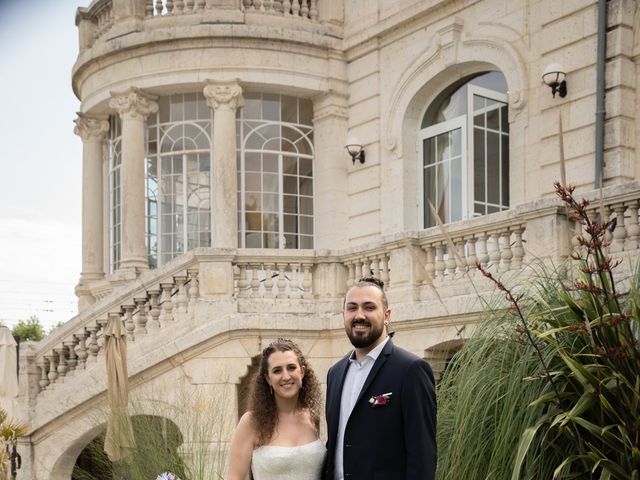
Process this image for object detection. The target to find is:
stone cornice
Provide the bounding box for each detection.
[73,112,109,142]
[108,87,159,119]
[203,80,244,111]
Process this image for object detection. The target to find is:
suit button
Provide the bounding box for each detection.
[345,444,351,447]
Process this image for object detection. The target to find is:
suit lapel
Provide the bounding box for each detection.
[354,339,393,406]
[329,355,352,434]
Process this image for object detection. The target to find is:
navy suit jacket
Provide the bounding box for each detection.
[324,339,437,480]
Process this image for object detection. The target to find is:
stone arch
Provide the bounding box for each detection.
[424,338,465,382]
[381,18,527,230]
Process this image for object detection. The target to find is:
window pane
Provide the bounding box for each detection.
[424,138,435,166]
[300,196,313,215]
[245,232,261,248]
[245,212,261,231]
[501,134,510,206]
[436,132,451,161]
[474,127,485,204]
[263,173,279,193]
[299,99,313,124]
[450,128,461,157]
[299,157,312,177]
[501,105,509,132]
[262,213,278,232]
[283,156,297,174]
[487,131,500,204]
[245,172,261,191]
[300,235,313,249]
[262,94,280,121]
[283,195,298,213]
[424,165,435,227]
[245,192,260,211]
[299,177,313,196]
[487,106,500,131]
[283,175,298,194]
[284,234,298,249]
[245,152,261,172]
[451,157,462,222]
[264,232,278,249]
[281,95,298,123]
[263,153,278,173]
[300,215,314,234]
[284,214,298,233]
[263,193,278,213]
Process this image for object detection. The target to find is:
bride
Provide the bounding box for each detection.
[227,339,325,480]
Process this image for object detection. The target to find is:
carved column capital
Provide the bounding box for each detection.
[109,87,159,120]
[74,113,110,142]
[203,80,244,112]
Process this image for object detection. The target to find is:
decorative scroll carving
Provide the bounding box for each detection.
[74,113,109,142]
[109,87,159,119]
[203,80,244,111]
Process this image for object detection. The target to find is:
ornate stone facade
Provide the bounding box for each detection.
[13,0,640,478]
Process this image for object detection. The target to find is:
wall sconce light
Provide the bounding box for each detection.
[542,63,567,98]
[345,138,365,164]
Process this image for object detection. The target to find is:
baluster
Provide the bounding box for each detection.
[174,275,189,316]
[251,264,261,297]
[187,268,199,313]
[54,347,67,381]
[309,0,317,20]
[625,201,640,251]
[148,288,162,330]
[256,0,265,12]
[134,296,149,335]
[346,263,355,288]
[74,331,88,369]
[37,358,49,392]
[302,263,312,299]
[185,0,195,12]
[290,264,301,299]
[155,0,164,15]
[264,263,275,298]
[610,204,627,253]
[45,353,58,387]
[300,0,309,18]
[476,233,489,269]
[122,305,136,341]
[145,0,154,16]
[96,318,109,351]
[370,257,380,279]
[282,0,291,14]
[159,282,175,324]
[435,244,446,281]
[362,258,371,278]
[488,233,501,272]
[380,254,390,285]
[166,0,175,14]
[445,245,456,278]
[64,340,77,373]
[238,264,249,298]
[291,0,300,16]
[512,227,525,269]
[86,326,100,363]
[466,237,477,275]
[276,263,287,299]
[455,239,467,278]
[499,231,513,272]
[423,245,435,284]
[196,0,206,10]
[244,0,254,11]
[175,0,184,13]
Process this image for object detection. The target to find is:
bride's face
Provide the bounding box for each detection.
[265,350,305,400]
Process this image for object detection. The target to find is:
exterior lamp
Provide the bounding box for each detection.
[542,63,567,98]
[345,138,365,164]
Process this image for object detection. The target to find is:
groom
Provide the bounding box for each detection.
[324,276,436,479]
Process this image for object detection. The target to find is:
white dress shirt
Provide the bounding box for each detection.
[334,336,390,480]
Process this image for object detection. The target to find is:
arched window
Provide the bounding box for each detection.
[419,71,509,227]
[237,93,314,249]
[146,93,213,268]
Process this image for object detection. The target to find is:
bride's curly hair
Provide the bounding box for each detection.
[247,338,322,446]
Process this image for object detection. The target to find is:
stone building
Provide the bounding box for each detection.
[13,0,640,478]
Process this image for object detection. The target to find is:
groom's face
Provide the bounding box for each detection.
[343,285,390,351]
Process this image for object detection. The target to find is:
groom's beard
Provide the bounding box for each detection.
[346,319,384,349]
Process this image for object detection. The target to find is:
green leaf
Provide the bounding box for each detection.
[511,417,549,480]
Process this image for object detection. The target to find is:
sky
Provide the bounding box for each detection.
[0,0,91,330]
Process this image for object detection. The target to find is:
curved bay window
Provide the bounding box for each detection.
[146,93,213,268]
[237,93,314,249]
[420,71,509,227]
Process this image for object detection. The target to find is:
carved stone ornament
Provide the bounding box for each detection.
[203,81,244,111]
[74,113,110,142]
[109,87,159,119]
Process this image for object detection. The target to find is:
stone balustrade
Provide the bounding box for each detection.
[28,182,640,399]
[77,0,322,49]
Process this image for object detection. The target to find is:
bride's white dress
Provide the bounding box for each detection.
[251,439,325,480]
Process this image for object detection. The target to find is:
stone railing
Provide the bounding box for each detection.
[28,182,640,398]
[77,0,322,49]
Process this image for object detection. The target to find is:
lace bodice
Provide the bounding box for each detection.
[251,439,325,480]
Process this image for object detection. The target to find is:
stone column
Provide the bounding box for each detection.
[74,113,109,310]
[109,88,158,274]
[203,80,243,249]
[312,93,349,250]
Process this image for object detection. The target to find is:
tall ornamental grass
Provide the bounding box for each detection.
[438,183,640,479]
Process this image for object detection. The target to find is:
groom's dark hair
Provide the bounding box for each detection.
[343,276,388,310]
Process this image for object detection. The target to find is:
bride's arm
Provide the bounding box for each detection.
[227,411,257,480]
